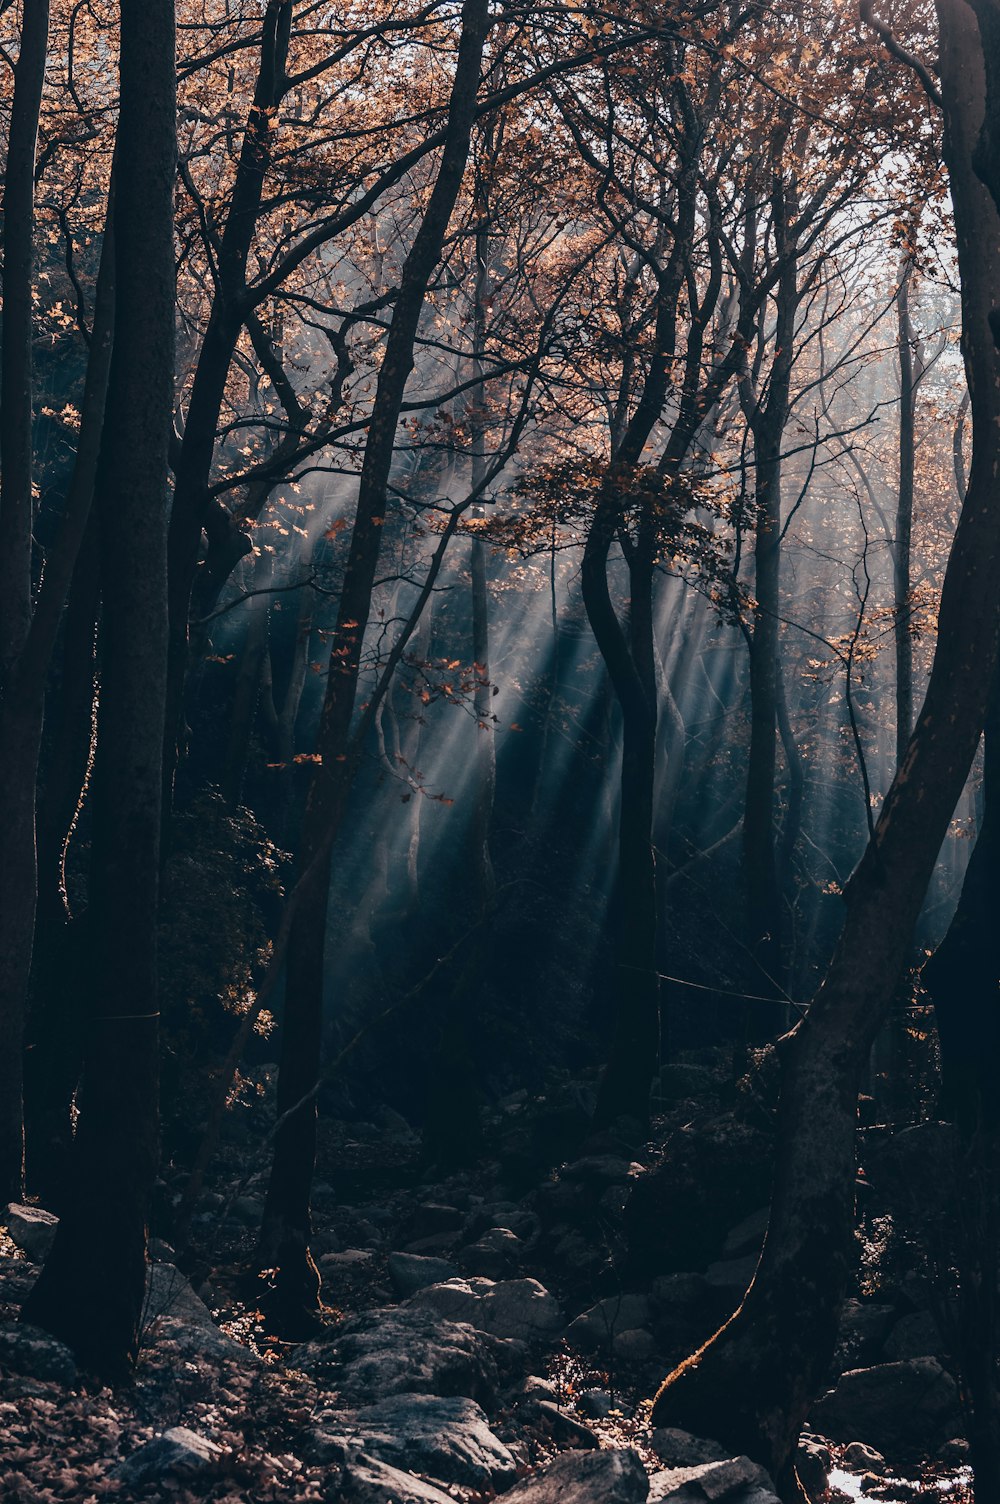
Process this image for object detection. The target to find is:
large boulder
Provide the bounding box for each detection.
[409,1276,563,1343]
[110,1427,224,1487]
[5,1204,58,1263]
[388,1253,458,1298]
[311,1394,517,1490]
[0,1322,77,1384]
[503,1447,649,1504]
[296,1307,514,1408]
[566,1293,652,1354]
[143,1262,252,1365]
[623,1116,774,1277]
[648,1457,778,1503]
[334,1451,457,1504]
[810,1357,962,1454]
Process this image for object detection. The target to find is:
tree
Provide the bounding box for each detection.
[22,0,177,1379]
[652,2,1000,1492]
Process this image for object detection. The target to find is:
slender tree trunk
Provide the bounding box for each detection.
[257,0,491,1328]
[895,257,916,765]
[22,0,176,1380]
[652,6,1000,1491]
[0,0,51,1204]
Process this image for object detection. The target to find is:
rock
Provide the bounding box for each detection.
[0,1255,36,1306]
[648,1457,777,1503]
[613,1328,658,1364]
[410,1277,562,1343]
[650,1430,728,1467]
[842,1442,886,1474]
[388,1252,458,1297]
[882,1310,946,1362]
[703,1255,757,1294]
[810,1358,962,1454]
[334,1451,456,1504]
[296,1307,512,1407]
[566,1293,652,1352]
[311,1394,517,1490]
[5,1204,58,1262]
[321,1249,375,1268]
[372,1106,418,1143]
[624,1116,774,1277]
[111,1426,224,1486]
[722,1208,769,1259]
[534,1399,599,1448]
[577,1389,615,1420]
[0,1322,77,1384]
[403,1203,466,1240]
[937,1437,970,1466]
[143,1261,252,1364]
[834,1300,895,1370]
[230,1194,264,1226]
[504,1446,649,1504]
[795,1438,830,1501]
[462,1227,525,1277]
[656,1064,717,1103]
[562,1156,640,1186]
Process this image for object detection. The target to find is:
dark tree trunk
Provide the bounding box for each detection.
[0,0,51,1204]
[922,685,1000,1503]
[895,257,917,765]
[651,5,1000,1491]
[257,0,491,1329]
[22,0,176,1380]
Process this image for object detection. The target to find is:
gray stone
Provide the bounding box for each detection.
[613,1328,658,1364]
[504,1446,649,1504]
[562,1156,641,1186]
[577,1389,615,1419]
[336,1451,456,1504]
[834,1300,895,1369]
[296,1307,511,1407]
[656,1064,717,1103]
[311,1394,516,1490]
[143,1261,252,1364]
[111,1426,224,1486]
[703,1255,757,1294]
[5,1204,58,1262]
[462,1227,525,1277]
[650,1430,728,1467]
[409,1276,562,1343]
[795,1439,830,1501]
[534,1399,599,1449]
[388,1252,458,1298]
[882,1310,947,1362]
[938,1437,971,1465]
[0,1322,77,1384]
[810,1358,962,1453]
[566,1294,652,1352]
[722,1208,769,1259]
[372,1106,417,1143]
[230,1195,264,1226]
[842,1442,886,1474]
[648,1457,776,1502]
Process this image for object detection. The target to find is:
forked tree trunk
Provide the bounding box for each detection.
[651,5,1000,1492]
[22,0,176,1380]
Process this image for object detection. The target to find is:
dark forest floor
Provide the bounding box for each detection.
[0,1055,974,1502]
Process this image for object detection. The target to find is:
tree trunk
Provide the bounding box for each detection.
[895,257,916,765]
[257,0,491,1329]
[22,0,176,1380]
[651,5,1000,1491]
[0,0,51,1204]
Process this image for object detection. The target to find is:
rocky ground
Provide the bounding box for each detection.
[0,1054,974,1502]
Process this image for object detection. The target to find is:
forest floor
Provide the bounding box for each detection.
[0,1053,975,1503]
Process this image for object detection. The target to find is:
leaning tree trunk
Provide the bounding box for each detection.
[257,0,491,1331]
[894,256,917,765]
[921,680,1000,1502]
[651,5,1000,1494]
[22,0,176,1381]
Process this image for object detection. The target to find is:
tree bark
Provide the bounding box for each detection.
[651,5,1000,1491]
[22,0,176,1380]
[257,0,491,1329]
[0,0,51,1204]
[894,257,916,765]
